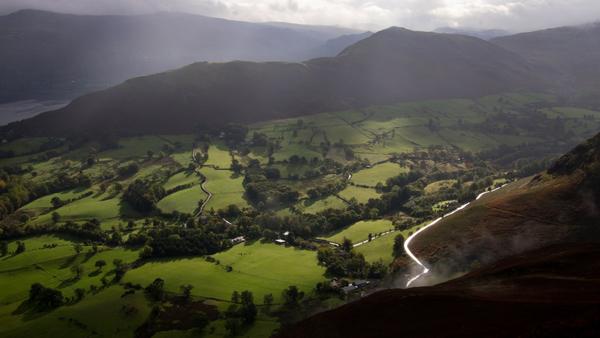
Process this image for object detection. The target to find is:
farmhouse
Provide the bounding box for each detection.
[230,236,245,244]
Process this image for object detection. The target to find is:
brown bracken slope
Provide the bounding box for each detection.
[409,132,600,279]
[277,243,600,338]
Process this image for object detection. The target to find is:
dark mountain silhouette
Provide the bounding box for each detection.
[1,27,543,137]
[492,22,600,92]
[309,27,541,104]
[0,9,359,103]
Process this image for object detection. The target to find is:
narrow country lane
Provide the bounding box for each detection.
[192,149,213,216]
[403,185,507,287]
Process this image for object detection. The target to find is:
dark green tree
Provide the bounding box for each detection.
[95,259,106,271]
[0,241,8,256]
[145,278,165,301]
[342,237,353,253]
[15,241,26,254]
[393,234,405,258]
[180,284,194,302]
[282,285,304,308]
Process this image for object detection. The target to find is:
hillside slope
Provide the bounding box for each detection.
[278,243,600,338]
[0,9,358,103]
[309,27,542,104]
[279,132,600,337]
[410,132,600,280]
[2,27,544,137]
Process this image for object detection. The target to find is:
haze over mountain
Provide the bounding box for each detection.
[434,27,510,40]
[0,9,359,104]
[1,27,543,137]
[493,22,600,93]
[306,31,373,58]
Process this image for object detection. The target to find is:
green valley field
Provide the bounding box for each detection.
[1,93,600,337]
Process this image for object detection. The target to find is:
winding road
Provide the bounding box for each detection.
[403,184,507,287]
[192,149,213,216]
[196,178,213,216]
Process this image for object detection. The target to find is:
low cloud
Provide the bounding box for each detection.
[1,0,599,32]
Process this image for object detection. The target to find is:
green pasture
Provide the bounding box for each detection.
[322,219,394,244]
[351,162,407,187]
[125,242,325,302]
[157,185,206,214]
[337,185,380,204]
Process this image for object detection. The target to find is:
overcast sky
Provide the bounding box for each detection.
[1,0,599,32]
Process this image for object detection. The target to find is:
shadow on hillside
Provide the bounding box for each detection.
[58,276,80,289]
[119,200,143,219]
[81,250,96,263]
[87,269,102,278]
[12,300,56,322]
[59,254,78,269]
[244,238,260,246]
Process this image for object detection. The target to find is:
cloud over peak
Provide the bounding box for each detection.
[1,0,599,32]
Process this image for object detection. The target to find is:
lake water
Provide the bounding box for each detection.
[0,100,69,126]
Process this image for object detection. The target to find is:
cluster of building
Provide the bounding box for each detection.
[274,231,290,245]
[330,278,371,295]
[229,231,291,246]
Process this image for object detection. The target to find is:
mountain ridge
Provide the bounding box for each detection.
[0,9,362,104]
[0,26,545,137]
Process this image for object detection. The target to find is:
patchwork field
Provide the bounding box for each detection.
[125,242,325,302]
[297,195,348,214]
[163,171,199,191]
[337,185,381,204]
[205,143,232,168]
[2,93,600,337]
[323,220,395,244]
[355,232,397,264]
[0,236,143,338]
[351,163,407,187]
[200,168,248,211]
[157,185,207,214]
[424,180,457,194]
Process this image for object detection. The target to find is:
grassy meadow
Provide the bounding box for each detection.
[2,92,600,337]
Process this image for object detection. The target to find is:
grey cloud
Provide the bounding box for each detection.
[0,0,599,32]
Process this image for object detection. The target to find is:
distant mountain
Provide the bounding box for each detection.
[0,9,360,103]
[410,132,600,280]
[263,21,359,40]
[309,27,542,104]
[305,32,373,58]
[434,27,510,40]
[492,22,600,92]
[1,27,544,137]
